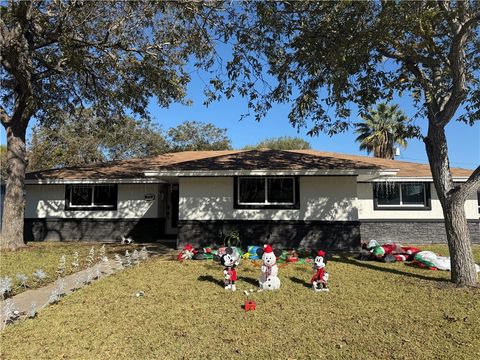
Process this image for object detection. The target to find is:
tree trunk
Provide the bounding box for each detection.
[443,196,477,286]
[424,123,477,287]
[0,124,28,250]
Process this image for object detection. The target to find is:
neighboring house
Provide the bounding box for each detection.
[24,149,479,250]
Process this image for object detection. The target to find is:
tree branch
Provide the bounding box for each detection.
[436,11,480,126]
[457,165,480,201]
[378,47,440,114]
[437,0,461,32]
[0,105,11,127]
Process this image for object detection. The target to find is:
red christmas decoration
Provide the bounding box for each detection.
[244,300,256,312]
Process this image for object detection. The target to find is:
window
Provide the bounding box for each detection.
[65,184,117,210]
[477,190,480,214]
[373,182,430,210]
[234,177,299,209]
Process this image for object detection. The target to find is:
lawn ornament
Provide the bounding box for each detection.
[256,244,282,290]
[177,244,195,261]
[413,251,480,272]
[243,289,257,319]
[285,249,299,263]
[360,240,421,262]
[243,245,261,260]
[244,299,256,311]
[310,250,329,292]
[121,235,134,244]
[192,247,213,260]
[214,247,240,291]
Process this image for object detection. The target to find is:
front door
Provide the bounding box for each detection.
[165,184,179,235]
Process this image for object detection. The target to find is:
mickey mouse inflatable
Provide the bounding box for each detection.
[214,247,240,291]
[256,244,282,290]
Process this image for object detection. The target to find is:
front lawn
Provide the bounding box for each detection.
[0,242,165,296]
[1,245,479,359]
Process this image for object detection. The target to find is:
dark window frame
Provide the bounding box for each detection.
[65,184,118,211]
[234,176,300,209]
[373,182,431,211]
[477,190,480,214]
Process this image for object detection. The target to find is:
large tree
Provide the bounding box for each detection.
[243,136,311,150]
[355,103,417,159]
[0,1,221,250]
[27,116,231,171]
[27,111,169,171]
[167,120,232,151]
[216,1,480,286]
[0,145,6,182]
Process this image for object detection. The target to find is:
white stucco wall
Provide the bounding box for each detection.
[25,179,479,221]
[356,182,479,220]
[179,176,359,221]
[25,184,160,219]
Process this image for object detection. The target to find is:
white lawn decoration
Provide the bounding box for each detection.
[57,255,66,277]
[86,248,95,267]
[32,269,48,283]
[0,277,13,299]
[2,299,20,329]
[121,235,134,244]
[28,301,37,319]
[257,244,282,290]
[71,252,79,271]
[114,254,124,269]
[132,250,140,266]
[125,250,132,267]
[48,278,65,304]
[16,273,29,289]
[139,247,148,261]
[99,244,106,262]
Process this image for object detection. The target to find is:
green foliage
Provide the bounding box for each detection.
[167,120,232,152]
[1,1,222,123]
[212,2,480,132]
[243,136,311,150]
[354,103,419,159]
[27,110,169,171]
[27,114,233,171]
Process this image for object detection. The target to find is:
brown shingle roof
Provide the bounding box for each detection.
[25,149,473,180]
[291,150,473,177]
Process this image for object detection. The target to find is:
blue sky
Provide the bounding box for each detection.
[146,69,479,169]
[1,67,479,171]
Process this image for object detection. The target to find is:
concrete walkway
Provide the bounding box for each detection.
[1,244,177,328]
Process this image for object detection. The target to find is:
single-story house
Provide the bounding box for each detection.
[24,149,479,250]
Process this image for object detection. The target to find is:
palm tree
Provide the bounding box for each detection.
[354,103,417,159]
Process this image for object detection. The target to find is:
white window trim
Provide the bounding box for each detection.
[376,182,428,208]
[237,176,296,205]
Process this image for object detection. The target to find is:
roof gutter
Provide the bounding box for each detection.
[365,176,471,182]
[25,178,168,185]
[143,169,400,177]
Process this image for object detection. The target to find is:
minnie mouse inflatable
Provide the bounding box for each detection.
[310,250,329,292]
[256,244,282,290]
[214,247,240,291]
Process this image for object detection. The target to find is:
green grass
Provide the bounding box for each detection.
[0,242,155,296]
[1,245,479,359]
